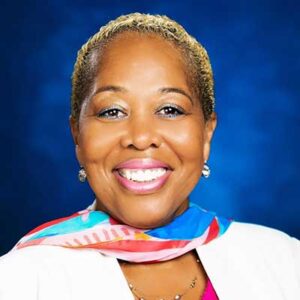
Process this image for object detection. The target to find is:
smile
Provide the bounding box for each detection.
[113,168,172,194]
[118,168,167,182]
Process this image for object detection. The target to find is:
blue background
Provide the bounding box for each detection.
[1,0,299,255]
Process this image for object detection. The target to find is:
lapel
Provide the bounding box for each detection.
[100,255,135,299]
[195,223,284,300]
[196,236,231,300]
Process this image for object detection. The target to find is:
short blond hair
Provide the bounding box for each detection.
[71,13,215,122]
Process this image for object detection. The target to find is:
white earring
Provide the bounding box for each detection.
[78,166,87,182]
[202,161,210,178]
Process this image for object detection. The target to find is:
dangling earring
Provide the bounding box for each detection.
[202,160,210,178]
[78,166,87,182]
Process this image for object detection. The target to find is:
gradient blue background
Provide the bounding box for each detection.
[1,0,299,255]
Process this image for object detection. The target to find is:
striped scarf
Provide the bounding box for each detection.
[13,202,232,262]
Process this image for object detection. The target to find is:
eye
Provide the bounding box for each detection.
[97,107,127,119]
[156,104,185,118]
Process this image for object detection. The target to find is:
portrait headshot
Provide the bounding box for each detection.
[0,1,299,299]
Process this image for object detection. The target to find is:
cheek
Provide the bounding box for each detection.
[78,122,117,163]
[169,119,204,161]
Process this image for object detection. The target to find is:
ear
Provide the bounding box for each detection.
[203,112,217,162]
[69,115,79,144]
[69,115,84,166]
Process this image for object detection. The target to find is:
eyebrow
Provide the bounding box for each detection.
[93,85,127,96]
[158,87,193,105]
[92,85,193,104]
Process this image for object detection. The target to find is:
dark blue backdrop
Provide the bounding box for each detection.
[1,0,299,255]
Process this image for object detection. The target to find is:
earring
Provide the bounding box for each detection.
[78,166,87,182]
[202,161,210,178]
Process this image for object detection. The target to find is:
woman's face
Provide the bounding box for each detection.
[70,32,216,228]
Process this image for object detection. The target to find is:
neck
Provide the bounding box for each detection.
[118,250,208,300]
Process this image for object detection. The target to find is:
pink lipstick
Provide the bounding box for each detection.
[114,158,172,170]
[113,158,173,194]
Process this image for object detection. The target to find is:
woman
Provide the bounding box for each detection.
[0,13,299,300]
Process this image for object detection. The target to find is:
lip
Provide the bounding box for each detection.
[113,169,172,194]
[114,158,172,170]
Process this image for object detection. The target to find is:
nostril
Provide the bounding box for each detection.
[119,122,162,150]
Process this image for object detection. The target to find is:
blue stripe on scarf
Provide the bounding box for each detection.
[217,216,232,235]
[27,211,109,241]
[146,206,215,240]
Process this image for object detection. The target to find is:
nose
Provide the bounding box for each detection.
[120,116,162,150]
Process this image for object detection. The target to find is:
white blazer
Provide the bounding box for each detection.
[0,221,299,300]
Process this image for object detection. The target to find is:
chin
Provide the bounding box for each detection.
[122,216,169,229]
[117,204,178,229]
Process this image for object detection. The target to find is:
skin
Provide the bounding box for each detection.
[70,32,217,299]
[119,250,208,299]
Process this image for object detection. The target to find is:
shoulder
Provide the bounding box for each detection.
[224,221,300,254]
[0,246,132,300]
[200,220,299,278]
[226,221,299,243]
[0,245,95,267]
[0,245,108,275]
[0,247,75,296]
[0,247,56,299]
[197,222,300,299]
[0,246,113,300]
[215,221,299,284]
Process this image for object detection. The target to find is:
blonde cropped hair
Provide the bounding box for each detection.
[71,13,215,122]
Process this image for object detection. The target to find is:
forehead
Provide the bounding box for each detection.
[94,31,190,90]
[101,31,185,61]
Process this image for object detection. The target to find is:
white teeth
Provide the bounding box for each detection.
[118,168,167,182]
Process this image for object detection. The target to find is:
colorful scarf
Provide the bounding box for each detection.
[13,202,232,262]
